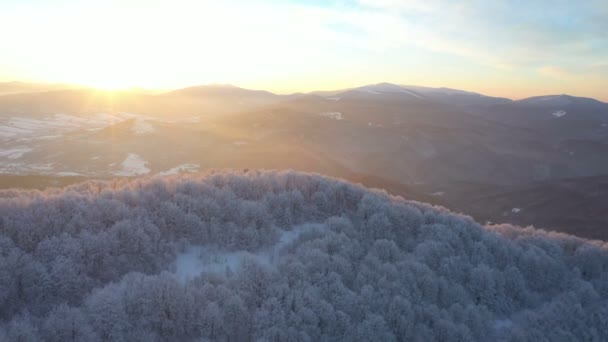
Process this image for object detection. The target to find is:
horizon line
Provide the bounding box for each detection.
[0,79,606,103]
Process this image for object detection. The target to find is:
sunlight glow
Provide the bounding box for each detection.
[0,0,606,99]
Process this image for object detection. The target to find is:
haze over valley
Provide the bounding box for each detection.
[2,82,608,240]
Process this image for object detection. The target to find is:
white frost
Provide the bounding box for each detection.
[55,171,83,176]
[401,89,423,99]
[114,153,150,176]
[493,319,513,330]
[0,147,32,159]
[132,119,155,134]
[552,110,567,118]
[319,112,343,120]
[158,164,199,176]
[0,112,152,142]
[361,89,381,95]
[511,208,521,213]
[172,224,326,282]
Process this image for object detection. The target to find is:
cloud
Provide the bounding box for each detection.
[331,0,608,69]
[537,66,571,79]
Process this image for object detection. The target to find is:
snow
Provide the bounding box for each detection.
[532,96,556,102]
[0,125,33,137]
[403,85,478,96]
[55,171,83,176]
[356,84,423,98]
[401,89,423,99]
[319,112,343,120]
[172,224,326,282]
[552,110,567,118]
[132,119,155,134]
[431,191,445,196]
[0,112,141,141]
[326,97,341,101]
[493,319,513,330]
[158,163,199,176]
[524,96,572,107]
[173,248,247,282]
[511,208,521,213]
[114,153,150,176]
[28,163,53,171]
[34,135,62,140]
[0,162,53,173]
[0,147,32,159]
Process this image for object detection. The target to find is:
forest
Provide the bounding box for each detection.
[0,170,607,341]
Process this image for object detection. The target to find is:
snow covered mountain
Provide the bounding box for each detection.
[314,83,511,107]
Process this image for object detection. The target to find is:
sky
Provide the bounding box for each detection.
[0,0,607,100]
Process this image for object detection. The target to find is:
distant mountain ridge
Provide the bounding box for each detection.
[167,83,280,99]
[1,81,606,105]
[2,80,608,240]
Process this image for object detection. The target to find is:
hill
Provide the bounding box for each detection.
[0,171,606,341]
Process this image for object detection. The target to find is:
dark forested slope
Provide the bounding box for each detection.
[0,170,607,341]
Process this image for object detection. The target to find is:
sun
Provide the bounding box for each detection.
[91,81,132,92]
[75,75,138,91]
[61,53,150,91]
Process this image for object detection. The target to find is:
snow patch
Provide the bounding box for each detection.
[361,89,381,95]
[172,224,326,282]
[132,119,155,134]
[326,97,341,101]
[319,112,343,120]
[0,125,32,138]
[158,164,199,176]
[28,163,53,171]
[493,319,513,330]
[431,191,445,197]
[114,153,150,176]
[511,208,521,213]
[55,172,83,176]
[0,112,144,141]
[401,89,423,99]
[533,96,556,102]
[0,163,54,174]
[552,110,567,118]
[0,147,32,159]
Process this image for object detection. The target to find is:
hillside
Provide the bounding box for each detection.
[1,83,608,240]
[0,171,606,341]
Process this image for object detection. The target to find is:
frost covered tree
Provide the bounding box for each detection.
[0,170,606,340]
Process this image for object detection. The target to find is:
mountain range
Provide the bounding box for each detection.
[1,81,607,240]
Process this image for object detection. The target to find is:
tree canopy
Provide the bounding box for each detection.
[0,170,606,341]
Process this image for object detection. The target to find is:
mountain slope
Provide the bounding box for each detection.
[2,83,608,241]
[454,175,608,240]
[313,83,511,107]
[0,171,607,340]
[477,94,608,141]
